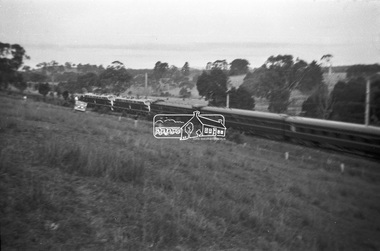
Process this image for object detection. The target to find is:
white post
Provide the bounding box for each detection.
[365,79,370,126]
[340,163,345,174]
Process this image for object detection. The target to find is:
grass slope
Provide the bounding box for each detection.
[1,93,380,250]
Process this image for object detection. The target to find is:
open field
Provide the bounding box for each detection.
[1,93,380,250]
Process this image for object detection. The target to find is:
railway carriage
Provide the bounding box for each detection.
[284,116,380,156]
[150,101,196,115]
[79,94,152,115]
[113,97,152,115]
[200,106,287,140]
[77,93,380,158]
[79,94,110,108]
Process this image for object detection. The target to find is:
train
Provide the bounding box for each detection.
[78,93,380,158]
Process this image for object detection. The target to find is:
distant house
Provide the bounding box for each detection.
[180,111,226,140]
[206,60,229,71]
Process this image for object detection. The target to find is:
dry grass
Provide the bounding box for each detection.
[1,92,380,250]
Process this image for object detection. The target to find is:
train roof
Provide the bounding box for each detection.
[115,97,153,103]
[83,93,152,103]
[286,116,380,135]
[201,106,286,120]
[152,101,194,110]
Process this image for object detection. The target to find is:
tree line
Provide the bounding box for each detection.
[1,42,379,125]
[1,42,200,97]
[195,55,380,125]
[302,65,380,124]
[196,55,324,111]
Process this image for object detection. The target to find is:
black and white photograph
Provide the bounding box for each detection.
[1,0,380,250]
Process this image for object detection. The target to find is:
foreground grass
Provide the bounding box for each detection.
[1,93,380,250]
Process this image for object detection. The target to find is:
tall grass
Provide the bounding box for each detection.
[38,137,145,184]
[1,93,380,250]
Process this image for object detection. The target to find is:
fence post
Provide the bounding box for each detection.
[285,152,289,160]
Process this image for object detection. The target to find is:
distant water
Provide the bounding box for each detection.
[24,42,379,69]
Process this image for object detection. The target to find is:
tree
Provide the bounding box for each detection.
[329,79,366,124]
[56,87,62,98]
[168,65,182,84]
[321,54,333,62]
[22,65,31,72]
[240,66,289,113]
[371,78,380,125]
[346,64,380,80]
[36,60,60,82]
[229,59,250,76]
[268,89,291,113]
[153,61,169,81]
[62,90,69,101]
[241,55,323,113]
[29,72,47,82]
[0,42,29,89]
[265,55,308,90]
[196,68,228,107]
[240,67,281,99]
[301,84,332,119]
[55,72,77,82]
[38,83,51,101]
[296,60,323,94]
[179,87,191,98]
[229,86,255,110]
[14,81,27,94]
[98,61,132,94]
[329,64,380,124]
[57,80,78,94]
[64,62,72,69]
[77,72,99,92]
[181,62,190,78]
[321,54,333,73]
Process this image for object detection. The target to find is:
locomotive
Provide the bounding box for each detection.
[78,93,380,158]
[80,94,152,114]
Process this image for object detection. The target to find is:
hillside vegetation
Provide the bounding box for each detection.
[1,94,380,250]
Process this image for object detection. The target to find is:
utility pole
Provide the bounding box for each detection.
[145,72,148,96]
[226,92,230,108]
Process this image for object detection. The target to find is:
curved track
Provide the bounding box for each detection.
[78,94,380,160]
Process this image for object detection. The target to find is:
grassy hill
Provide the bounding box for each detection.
[1,93,379,250]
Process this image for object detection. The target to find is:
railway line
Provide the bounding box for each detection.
[78,93,380,160]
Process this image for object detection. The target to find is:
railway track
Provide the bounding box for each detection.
[74,93,380,161]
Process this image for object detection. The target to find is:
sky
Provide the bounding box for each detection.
[0,0,379,69]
